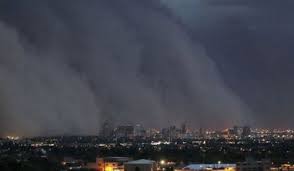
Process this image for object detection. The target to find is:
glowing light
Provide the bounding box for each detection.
[6,136,20,140]
[105,166,114,171]
[160,160,166,165]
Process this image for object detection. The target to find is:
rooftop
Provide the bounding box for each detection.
[125,159,155,165]
[183,164,236,170]
[102,157,130,162]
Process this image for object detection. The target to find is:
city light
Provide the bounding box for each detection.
[6,136,20,140]
[105,166,114,171]
[1,125,294,171]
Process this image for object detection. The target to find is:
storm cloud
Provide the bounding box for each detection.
[0,0,249,136]
[162,0,294,128]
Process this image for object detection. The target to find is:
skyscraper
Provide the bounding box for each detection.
[99,120,114,139]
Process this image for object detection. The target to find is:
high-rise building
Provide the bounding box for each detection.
[99,120,114,139]
[115,125,134,139]
[233,126,243,137]
[134,124,146,137]
[181,122,187,134]
[242,126,251,137]
[146,129,159,138]
[161,126,182,141]
[199,128,205,138]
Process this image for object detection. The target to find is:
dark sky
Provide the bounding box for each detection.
[163,0,294,128]
[0,0,292,136]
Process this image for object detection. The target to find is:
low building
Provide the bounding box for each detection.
[124,159,157,171]
[61,157,84,170]
[236,160,270,171]
[86,157,130,171]
[179,163,236,171]
[280,164,294,171]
